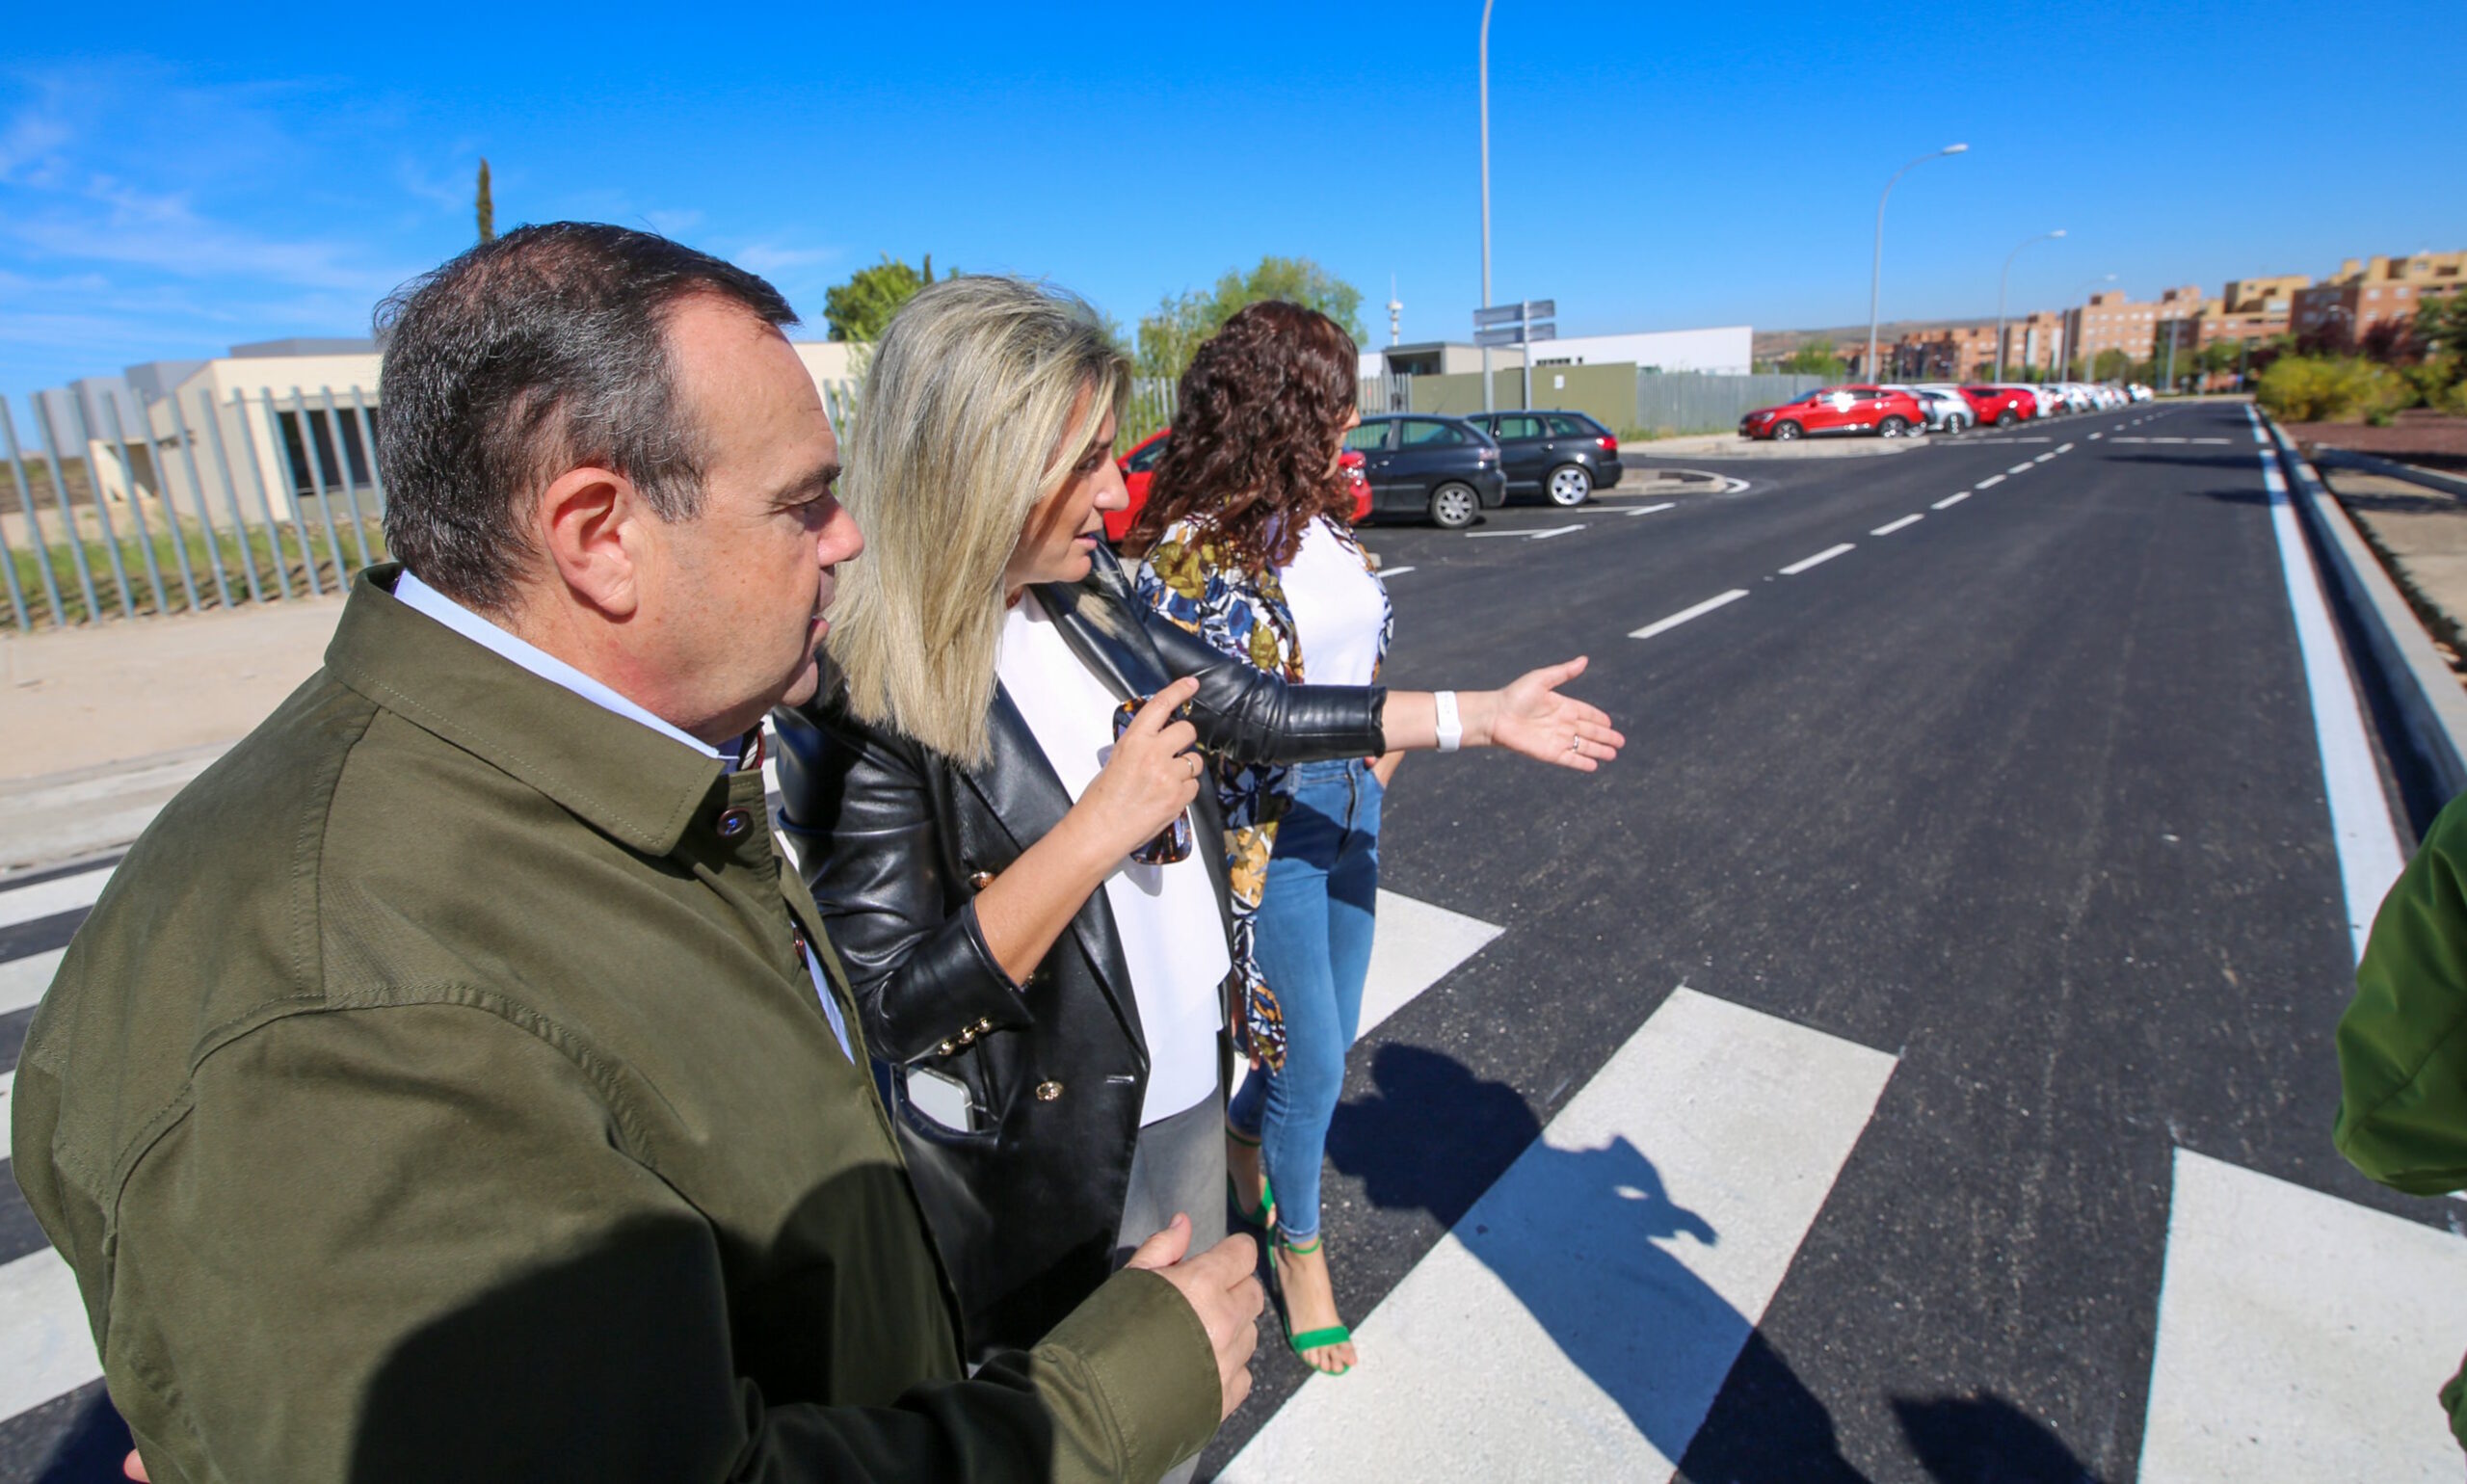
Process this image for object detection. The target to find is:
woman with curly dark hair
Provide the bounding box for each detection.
[1127,302,1414,1375]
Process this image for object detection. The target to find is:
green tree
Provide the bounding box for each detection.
[2416,293,2467,361]
[1780,338,1845,377]
[2093,348,2133,381]
[823,253,936,343]
[1134,255,1366,382]
[476,159,495,245]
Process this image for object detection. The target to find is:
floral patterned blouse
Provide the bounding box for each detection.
[1133,515,1393,1070]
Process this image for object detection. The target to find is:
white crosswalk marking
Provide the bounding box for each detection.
[1222,988,1897,1482]
[0,1248,99,1426]
[1355,891,1502,1040]
[2138,1149,2467,1482]
[0,865,113,933]
[0,949,66,1018]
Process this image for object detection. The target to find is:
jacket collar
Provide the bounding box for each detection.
[324,565,725,858]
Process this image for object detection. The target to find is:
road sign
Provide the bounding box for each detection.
[1473,325,1557,347]
[1472,300,1554,328]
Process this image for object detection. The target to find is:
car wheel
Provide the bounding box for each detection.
[1995,409,2018,428]
[1544,464,1593,507]
[1879,415,1909,438]
[1771,420,1803,441]
[1429,482,1480,529]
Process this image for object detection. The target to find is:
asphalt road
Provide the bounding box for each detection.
[1200,399,2423,1479]
[0,400,2434,1480]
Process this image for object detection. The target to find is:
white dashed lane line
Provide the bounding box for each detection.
[2090,433,2103,439]
[1975,474,2005,489]
[1933,491,1972,510]
[1630,589,1750,641]
[1870,515,1923,536]
[2057,443,2075,453]
[1624,503,1676,517]
[2032,452,2056,464]
[2007,463,2035,475]
[1779,543,1855,576]
[1378,567,1417,578]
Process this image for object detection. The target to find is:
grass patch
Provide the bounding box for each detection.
[5,518,383,626]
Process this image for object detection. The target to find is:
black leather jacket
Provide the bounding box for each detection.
[774,549,1386,1357]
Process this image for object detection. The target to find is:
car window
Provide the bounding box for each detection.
[1124,437,1169,472]
[1492,415,1542,439]
[1398,419,1468,446]
[1545,414,1596,437]
[1344,423,1393,453]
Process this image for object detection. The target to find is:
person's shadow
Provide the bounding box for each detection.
[1327,1042,1868,1479]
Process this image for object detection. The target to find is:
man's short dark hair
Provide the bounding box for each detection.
[374,223,797,610]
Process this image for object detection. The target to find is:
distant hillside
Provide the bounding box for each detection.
[1753,319,1990,361]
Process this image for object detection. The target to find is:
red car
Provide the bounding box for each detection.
[1108,431,1371,542]
[1957,385,2037,428]
[1738,385,1927,441]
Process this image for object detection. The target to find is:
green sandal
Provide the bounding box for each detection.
[1269,1233,1353,1375]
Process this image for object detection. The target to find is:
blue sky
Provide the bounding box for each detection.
[3,0,2460,400]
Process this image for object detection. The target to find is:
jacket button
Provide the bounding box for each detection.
[1035,1079,1064,1102]
[972,1017,993,1034]
[937,1040,957,1057]
[968,871,995,890]
[716,808,755,839]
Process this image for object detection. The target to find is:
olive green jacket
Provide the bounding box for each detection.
[2335,790,2467,1449]
[10,567,1218,1482]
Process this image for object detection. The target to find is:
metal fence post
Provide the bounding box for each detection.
[348,386,386,519]
[166,389,233,611]
[2,399,65,628]
[99,392,180,616]
[317,387,372,568]
[37,394,114,621]
[287,388,348,586]
[208,392,281,601]
[257,391,322,596]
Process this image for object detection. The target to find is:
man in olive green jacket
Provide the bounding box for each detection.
[11,224,1259,1481]
[2336,790,2467,1452]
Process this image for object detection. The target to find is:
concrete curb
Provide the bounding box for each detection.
[2268,414,2467,802]
[2305,445,2467,503]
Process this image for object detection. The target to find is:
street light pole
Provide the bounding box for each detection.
[1478,0,1495,413]
[1996,228,2066,382]
[1868,143,1966,382]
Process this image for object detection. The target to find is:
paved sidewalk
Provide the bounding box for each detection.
[0,596,345,871]
[1624,431,1924,460]
[2321,464,2467,682]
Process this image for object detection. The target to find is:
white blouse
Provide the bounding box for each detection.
[994,593,1232,1126]
[1280,517,1388,685]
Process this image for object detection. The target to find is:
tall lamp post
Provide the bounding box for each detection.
[1995,228,2066,382]
[1478,0,1496,413]
[1867,143,1966,380]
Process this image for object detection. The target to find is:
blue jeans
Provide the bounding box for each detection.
[1228,756,1382,1243]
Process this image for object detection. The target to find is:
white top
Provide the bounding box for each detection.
[995,593,1231,1126]
[390,570,850,1062]
[1280,517,1387,686]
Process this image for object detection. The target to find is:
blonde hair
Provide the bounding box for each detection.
[826,276,1128,765]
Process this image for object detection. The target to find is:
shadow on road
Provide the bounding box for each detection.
[1327,1043,1867,1476]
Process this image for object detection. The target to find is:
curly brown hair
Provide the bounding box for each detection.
[1121,301,1360,575]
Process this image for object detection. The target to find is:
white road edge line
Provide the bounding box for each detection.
[1933,491,1972,510]
[2257,431,2403,961]
[1624,503,1676,517]
[1870,515,1923,536]
[1630,589,1750,641]
[1779,543,1854,576]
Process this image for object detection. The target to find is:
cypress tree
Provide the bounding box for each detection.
[476,160,495,245]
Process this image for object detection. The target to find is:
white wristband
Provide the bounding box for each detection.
[1433,691,1463,753]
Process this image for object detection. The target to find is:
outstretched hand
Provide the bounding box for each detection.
[1482,656,1625,771]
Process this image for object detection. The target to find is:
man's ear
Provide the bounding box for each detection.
[536,464,648,618]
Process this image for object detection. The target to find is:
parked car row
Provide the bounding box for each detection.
[1738,379,2152,440]
[1110,408,1625,534]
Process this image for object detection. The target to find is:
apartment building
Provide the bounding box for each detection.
[2293,252,2466,340]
